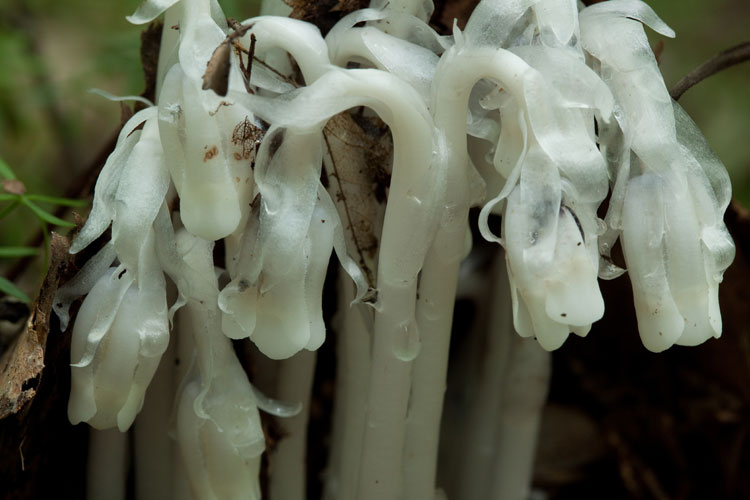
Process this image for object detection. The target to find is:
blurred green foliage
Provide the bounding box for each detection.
[0,156,87,301]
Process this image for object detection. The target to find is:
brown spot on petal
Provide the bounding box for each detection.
[203,145,219,162]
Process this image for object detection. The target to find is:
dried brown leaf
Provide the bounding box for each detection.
[203,42,232,97]
[2,179,26,195]
[322,111,392,287]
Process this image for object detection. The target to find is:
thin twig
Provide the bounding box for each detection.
[670,41,750,101]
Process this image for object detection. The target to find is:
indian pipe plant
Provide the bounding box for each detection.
[50,0,736,499]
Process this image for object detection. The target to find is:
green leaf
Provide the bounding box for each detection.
[0,200,20,219]
[0,193,19,202]
[24,193,89,207]
[0,246,39,258]
[21,197,76,228]
[0,276,30,303]
[0,157,16,180]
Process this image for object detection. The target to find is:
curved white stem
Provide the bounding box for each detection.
[324,70,437,500]
[245,17,331,84]
[327,27,382,68]
[234,65,438,500]
[399,42,537,500]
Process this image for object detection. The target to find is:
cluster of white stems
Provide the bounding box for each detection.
[53,0,735,499]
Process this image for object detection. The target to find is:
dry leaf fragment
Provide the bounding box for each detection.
[2,180,26,195]
[322,111,393,287]
[203,41,232,96]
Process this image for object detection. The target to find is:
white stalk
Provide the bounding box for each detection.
[245,17,330,84]
[399,41,537,500]
[430,44,552,500]
[268,349,317,500]
[324,277,372,500]
[173,230,264,500]
[456,252,513,500]
[173,308,196,500]
[134,336,176,500]
[404,230,465,500]
[87,428,129,500]
[402,94,469,500]
[311,70,438,500]
[234,65,439,500]
[430,248,496,498]
[488,334,550,500]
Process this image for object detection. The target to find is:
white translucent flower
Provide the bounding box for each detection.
[457,41,609,349]
[67,241,169,431]
[617,104,734,352]
[158,63,258,241]
[71,108,168,257]
[579,0,676,159]
[176,380,262,500]
[218,124,365,359]
[580,0,735,350]
[219,191,335,359]
[220,66,433,359]
[173,228,264,499]
[620,171,727,352]
[502,176,603,351]
[60,107,171,431]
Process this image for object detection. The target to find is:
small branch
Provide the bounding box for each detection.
[670,41,750,101]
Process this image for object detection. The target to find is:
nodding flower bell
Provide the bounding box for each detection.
[68,258,169,431]
[173,228,265,500]
[580,0,735,352]
[56,105,171,431]
[462,0,611,350]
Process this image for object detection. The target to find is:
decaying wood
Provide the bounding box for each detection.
[0,234,71,418]
[0,233,88,498]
